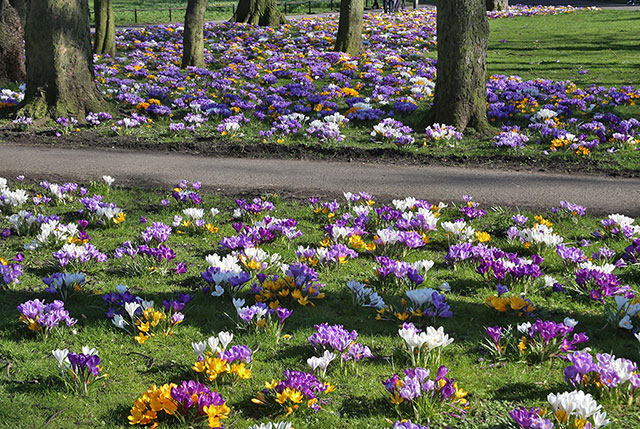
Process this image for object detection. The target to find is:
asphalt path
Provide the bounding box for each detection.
[0,143,638,216]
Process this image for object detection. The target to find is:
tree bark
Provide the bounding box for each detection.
[94,0,116,56]
[427,0,490,134]
[182,0,207,68]
[8,0,26,27]
[0,0,25,85]
[485,0,508,11]
[233,0,285,27]
[20,0,105,119]
[334,0,363,55]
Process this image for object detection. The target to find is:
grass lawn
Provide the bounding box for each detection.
[0,181,639,428]
[485,10,640,88]
[88,0,343,25]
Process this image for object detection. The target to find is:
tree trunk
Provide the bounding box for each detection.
[20,0,104,119]
[334,0,363,55]
[233,0,285,27]
[0,0,25,85]
[485,0,508,11]
[94,0,116,56]
[182,0,207,68]
[427,0,490,134]
[8,0,26,27]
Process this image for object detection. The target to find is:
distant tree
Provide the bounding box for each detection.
[233,0,285,27]
[94,0,116,56]
[20,0,104,119]
[0,0,25,85]
[334,0,363,55]
[486,0,508,11]
[426,0,490,134]
[182,0,207,68]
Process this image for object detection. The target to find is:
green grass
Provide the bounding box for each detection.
[486,10,640,88]
[88,0,345,25]
[1,183,639,427]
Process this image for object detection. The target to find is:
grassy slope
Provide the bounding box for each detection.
[0,186,639,428]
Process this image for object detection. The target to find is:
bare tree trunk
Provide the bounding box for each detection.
[334,0,363,55]
[182,0,207,68]
[0,0,25,85]
[233,0,285,27]
[426,0,489,134]
[20,0,104,119]
[485,0,508,11]
[94,0,116,56]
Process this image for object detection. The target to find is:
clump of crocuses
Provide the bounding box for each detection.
[108,285,191,344]
[483,318,588,364]
[192,331,253,386]
[43,272,85,301]
[128,380,230,428]
[52,346,106,395]
[308,323,374,374]
[252,369,335,416]
[17,299,76,337]
[383,366,468,424]
[1,252,23,287]
[564,350,640,405]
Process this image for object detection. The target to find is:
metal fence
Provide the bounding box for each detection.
[89,0,385,25]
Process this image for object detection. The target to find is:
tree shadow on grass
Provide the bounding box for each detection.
[492,380,566,402]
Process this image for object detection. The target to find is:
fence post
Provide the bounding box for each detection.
[308,0,311,13]
[232,4,235,16]
[284,2,287,13]
[169,8,172,21]
[330,0,333,9]
[134,8,138,24]
[365,0,368,8]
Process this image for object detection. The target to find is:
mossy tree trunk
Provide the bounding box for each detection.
[426,0,490,134]
[94,0,115,56]
[233,0,285,27]
[20,0,105,119]
[485,0,508,11]
[334,0,363,55]
[0,0,25,85]
[182,0,207,68]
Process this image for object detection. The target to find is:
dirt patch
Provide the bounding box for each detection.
[1,128,638,179]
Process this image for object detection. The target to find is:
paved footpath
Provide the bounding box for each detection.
[0,143,638,216]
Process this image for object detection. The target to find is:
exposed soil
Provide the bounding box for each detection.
[1,128,638,179]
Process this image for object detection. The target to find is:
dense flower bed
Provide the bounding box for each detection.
[5,6,637,159]
[1,174,640,426]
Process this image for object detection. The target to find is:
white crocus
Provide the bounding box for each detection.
[619,315,633,330]
[112,314,128,330]
[424,326,454,350]
[102,175,115,186]
[124,302,141,320]
[517,322,532,334]
[207,336,220,354]
[563,317,578,328]
[139,299,154,310]
[248,422,293,429]
[52,349,69,368]
[192,341,207,357]
[218,331,233,351]
[406,288,436,309]
[82,346,97,355]
[210,285,224,297]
